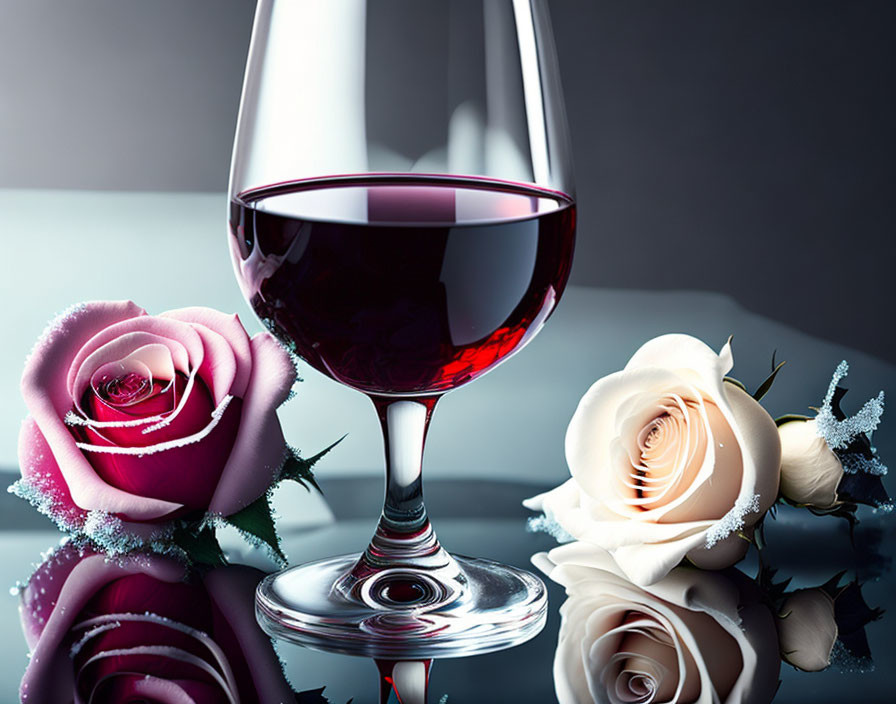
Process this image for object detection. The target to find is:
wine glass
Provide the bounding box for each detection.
[228,0,575,658]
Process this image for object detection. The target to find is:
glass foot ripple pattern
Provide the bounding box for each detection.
[255,553,547,659]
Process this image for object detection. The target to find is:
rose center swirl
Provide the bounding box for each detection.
[625,396,707,510]
[94,371,152,406]
[625,672,656,699]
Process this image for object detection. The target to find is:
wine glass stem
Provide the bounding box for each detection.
[338,396,464,605]
[377,396,434,529]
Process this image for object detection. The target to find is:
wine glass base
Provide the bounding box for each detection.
[255,553,548,659]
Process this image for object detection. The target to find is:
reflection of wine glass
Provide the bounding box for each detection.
[229,0,575,657]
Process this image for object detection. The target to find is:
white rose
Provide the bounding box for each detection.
[776,588,838,672]
[533,543,780,704]
[526,335,781,585]
[778,419,843,509]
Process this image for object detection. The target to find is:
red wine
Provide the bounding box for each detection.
[229,175,575,395]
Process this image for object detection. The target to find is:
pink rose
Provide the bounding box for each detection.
[18,544,296,703]
[17,301,295,534]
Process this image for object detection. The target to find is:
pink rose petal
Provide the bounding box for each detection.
[80,399,242,516]
[178,322,238,406]
[67,317,204,400]
[68,324,208,446]
[76,647,230,698]
[74,616,211,666]
[25,302,145,415]
[86,374,214,447]
[174,678,234,704]
[22,303,183,520]
[208,333,295,516]
[161,308,253,400]
[19,548,185,704]
[23,301,297,526]
[86,378,177,445]
[83,573,212,634]
[88,674,202,704]
[19,541,84,650]
[17,416,88,533]
[70,331,193,406]
[72,612,240,701]
[205,565,297,703]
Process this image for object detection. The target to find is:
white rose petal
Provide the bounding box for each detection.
[777,589,838,672]
[537,543,780,704]
[778,419,843,509]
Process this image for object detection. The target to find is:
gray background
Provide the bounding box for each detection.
[0,0,893,362]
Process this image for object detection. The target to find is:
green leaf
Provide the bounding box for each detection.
[227,493,287,565]
[173,525,227,568]
[753,360,786,402]
[281,435,347,493]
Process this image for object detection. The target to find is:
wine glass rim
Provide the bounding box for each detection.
[234,172,575,206]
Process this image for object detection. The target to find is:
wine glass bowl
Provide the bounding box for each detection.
[230,175,575,396]
[229,0,575,658]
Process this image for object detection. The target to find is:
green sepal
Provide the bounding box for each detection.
[753,360,786,402]
[756,565,793,611]
[808,503,860,537]
[775,414,811,427]
[819,570,849,599]
[227,493,287,565]
[281,435,347,492]
[723,377,748,393]
[172,524,227,568]
[831,580,885,662]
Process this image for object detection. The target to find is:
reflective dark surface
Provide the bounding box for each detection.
[2,477,894,703]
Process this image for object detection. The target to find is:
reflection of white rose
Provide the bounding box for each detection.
[777,588,838,672]
[778,419,843,509]
[525,335,781,585]
[533,543,780,704]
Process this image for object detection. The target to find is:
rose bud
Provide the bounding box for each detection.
[776,588,838,672]
[778,419,843,509]
[526,334,781,585]
[533,543,780,704]
[18,544,296,703]
[777,362,890,513]
[15,302,296,546]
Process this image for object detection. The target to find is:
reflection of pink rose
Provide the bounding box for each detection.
[19,544,295,703]
[18,302,295,529]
